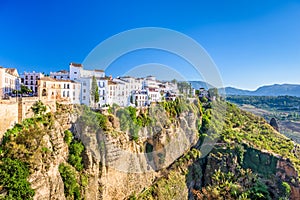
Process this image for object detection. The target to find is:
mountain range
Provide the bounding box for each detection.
[189,81,300,97]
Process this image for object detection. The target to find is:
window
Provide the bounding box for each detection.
[67,84,69,89]
[67,91,69,97]
[74,72,77,74]
[31,81,33,85]
[30,76,33,80]
[83,96,86,100]
[83,81,86,86]
[83,89,86,93]
[36,76,38,79]
[25,76,28,79]
[63,91,65,97]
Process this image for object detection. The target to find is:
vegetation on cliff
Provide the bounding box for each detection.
[130,99,300,200]
[0,97,299,200]
[0,111,55,199]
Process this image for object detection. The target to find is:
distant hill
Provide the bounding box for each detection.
[189,82,300,97]
[225,84,300,97]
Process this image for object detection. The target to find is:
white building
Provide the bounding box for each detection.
[69,63,107,107]
[112,78,128,107]
[80,77,108,108]
[107,80,117,106]
[50,70,70,80]
[21,71,44,94]
[38,77,81,104]
[69,63,105,81]
[143,76,161,103]
[132,90,148,107]
[0,67,20,97]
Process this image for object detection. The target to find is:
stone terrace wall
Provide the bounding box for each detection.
[0,99,18,139]
[0,97,57,141]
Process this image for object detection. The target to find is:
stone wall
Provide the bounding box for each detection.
[0,99,18,139]
[0,97,57,141]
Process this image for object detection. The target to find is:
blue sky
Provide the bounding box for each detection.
[0,0,299,90]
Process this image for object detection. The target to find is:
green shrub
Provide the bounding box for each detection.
[31,100,47,116]
[68,140,84,172]
[59,163,81,200]
[64,130,73,146]
[0,158,35,200]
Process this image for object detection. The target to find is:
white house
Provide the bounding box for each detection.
[112,78,128,107]
[0,66,20,97]
[38,77,81,104]
[132,90,148,107]
[21,71,44,94]
[50,70,70,80]
[143,76,161,103]
[107,80,117,106]
[80,77,108,108]
[69,63,108,107]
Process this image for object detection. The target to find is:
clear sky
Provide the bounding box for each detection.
[0,0,299,90]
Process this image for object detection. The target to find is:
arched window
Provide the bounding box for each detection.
[42,89,47,96]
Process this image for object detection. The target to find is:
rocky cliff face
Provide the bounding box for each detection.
[28,107,73,200]
[2,101,300,200]
[71,104,200,200]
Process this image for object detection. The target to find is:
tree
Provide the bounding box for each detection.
[20,85,32,94]
[31,100,47,116]
[91,76,99,108]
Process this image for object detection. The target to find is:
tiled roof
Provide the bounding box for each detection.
[40,77,75,83]
[5,68,19,77]
[70,63,83,67]
[108,80,117,85]
[94,69,104,72]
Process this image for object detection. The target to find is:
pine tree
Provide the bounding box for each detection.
[91,76,100,108]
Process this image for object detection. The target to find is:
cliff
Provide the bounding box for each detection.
[0,99,300,200]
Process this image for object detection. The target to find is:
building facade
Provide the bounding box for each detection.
[38,77,81,104]
[50,70,70,80]
[21,71,44,94]
[132,90,148,107]
[0,67,20,98]
[69,63,107,107]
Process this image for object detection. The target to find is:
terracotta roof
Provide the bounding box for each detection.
[40,77,79,84]
[5,68,19,77]
[94,69,104,72]
[108,80,117,85]
[70,63,83,67]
